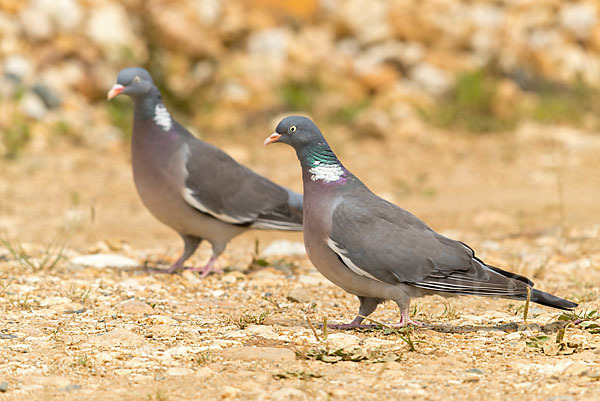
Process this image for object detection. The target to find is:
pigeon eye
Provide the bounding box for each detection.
[289,126,297,133]
[133,76,141,84]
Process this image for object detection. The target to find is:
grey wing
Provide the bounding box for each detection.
[181,140,303,230]
[328,194,530,297]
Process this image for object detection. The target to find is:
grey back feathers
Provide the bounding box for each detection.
[181,138,303,230]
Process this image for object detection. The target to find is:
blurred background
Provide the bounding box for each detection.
[0,0,599,253]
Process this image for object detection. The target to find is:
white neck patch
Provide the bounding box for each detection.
[309,161,344,183]
[153,104,172,131]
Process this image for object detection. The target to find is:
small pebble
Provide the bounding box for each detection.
[59,384,81,392]
[0,334,17,340]
[0,382,7,392]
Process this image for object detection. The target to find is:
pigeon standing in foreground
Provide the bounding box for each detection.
[265,116,577,329]
[107,68,303,276]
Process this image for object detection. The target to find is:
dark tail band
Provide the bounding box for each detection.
[530,288,578,311]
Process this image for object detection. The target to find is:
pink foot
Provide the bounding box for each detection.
[184,257,221,278]
[390,319,423,328]
[394,305,424,327]
[185,266,224,277]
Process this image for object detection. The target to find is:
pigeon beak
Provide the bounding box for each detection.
[107,84,125,100]
[264,133,281,146]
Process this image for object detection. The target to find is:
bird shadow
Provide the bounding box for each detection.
[421,320,568,334]
[277,319,569,334]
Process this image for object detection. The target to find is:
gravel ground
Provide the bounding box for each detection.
[1,125,599,400]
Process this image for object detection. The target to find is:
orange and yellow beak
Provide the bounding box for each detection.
[107,84,125,100]
[264,132,281,146]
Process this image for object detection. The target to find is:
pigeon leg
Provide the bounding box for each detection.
[394,299,423,327]
[185,242,225,277]
[148,235,201,274]
[328,296,380,330]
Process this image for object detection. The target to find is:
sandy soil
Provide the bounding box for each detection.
[0,121,599,400]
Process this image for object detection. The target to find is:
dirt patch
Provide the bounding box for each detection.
[1,126,600,400]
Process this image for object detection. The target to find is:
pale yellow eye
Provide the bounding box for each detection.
[133,76,141,84]
[289,126,297,133]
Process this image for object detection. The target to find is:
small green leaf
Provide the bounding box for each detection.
[581,321,600,329]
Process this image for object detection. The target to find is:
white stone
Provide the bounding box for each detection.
[336,0,391,44]
[560,3,597,40]
[363,337,394,349]
[505,332,521,341]
[263,240,306,257]
[51,0,83,31]
[69,254,139,270]
[39,296,71,307]
[165,367,194,376]
[220,386,241,399]
[165,346,196,357]
[3,55,32,81]
[222,81,249,103]
[246,28,290,77]
[94,352,114,363]
[410,63,453,95]
[192,0,222,25]
[39,61,85,92]
[517,361,574,376]
[247,28,289,61]
[558,258,593,271]
[246,324,279,339]
[21,0,82,36]
[118,278,146,291]
[20,5,53,40]
[353,40,404,75]
[87,328,148,348]
[326,333,361,348]
[270,387,307,401]
[86,4,137,50]
[469,4,504,29]
[195,366,213,379]
[19,92,47,120]
[223,330,248,339]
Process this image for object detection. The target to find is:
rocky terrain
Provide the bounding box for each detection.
[0,122,599,400]
[2,0,600,158]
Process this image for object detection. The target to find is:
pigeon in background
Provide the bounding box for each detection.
[265,116,577,329]
[107,68,303,276]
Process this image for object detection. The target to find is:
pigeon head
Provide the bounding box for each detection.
[265,116,347,183]
[264,116,325,150]
[107,67,157,100]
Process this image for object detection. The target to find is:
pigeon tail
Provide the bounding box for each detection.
[250,189,303,231]
[286,188,304,216]
[530,288,578,311]
[481,261,534,287]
